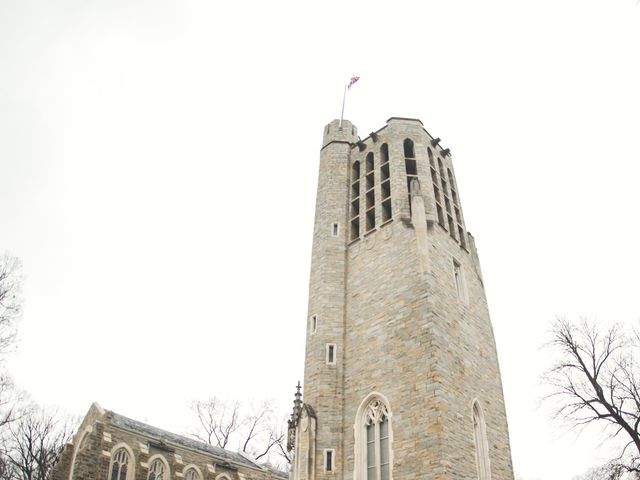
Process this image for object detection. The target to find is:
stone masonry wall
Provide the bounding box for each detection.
[301,118,514,480]
[303,120,357,480]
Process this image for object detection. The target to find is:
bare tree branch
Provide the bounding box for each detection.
[546,318,640,478]
[188,398,289,471]
[0,405,74,480]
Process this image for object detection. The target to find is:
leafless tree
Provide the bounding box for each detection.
[546,318,640,479]
[189,398,288,468]
[0,406,73,480]
[190,398,241,448]
[0,254,23,432]
[0,255,21,358]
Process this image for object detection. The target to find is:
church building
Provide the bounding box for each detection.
[51,403,287,480]
[52,116,514,480]
[287,117,514,480]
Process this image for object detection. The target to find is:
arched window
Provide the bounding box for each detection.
[380,144,392,222]
[365,153,376,232]
[147,458,167,480]
[184,468,201,480]
[403,139,414,158]
[472,401,491,480]
[355,393,393,480]
[350,160,361,240]
[404,139,417,212]
[69,427,94,480]
[448,168,466,248]
[110,448,130,480]
[428,148,445,228]
[438,158,456,239]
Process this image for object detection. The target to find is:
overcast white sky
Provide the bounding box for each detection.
[1,1,640,478]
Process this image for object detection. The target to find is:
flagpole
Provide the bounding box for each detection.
[339,84,347,128]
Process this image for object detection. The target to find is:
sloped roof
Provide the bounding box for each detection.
[108,410,285,477]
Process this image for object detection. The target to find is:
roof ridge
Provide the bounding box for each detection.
[107,410,265,471]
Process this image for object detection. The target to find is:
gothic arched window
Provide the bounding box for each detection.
[184,468,200,480]
[428,148,445,228]
[365,153,376,232]
[147,458,167,480]
[404,139,417,212]
[350,160,361,240]
[403,138,415,158]
[473,400,491,480]
[355,393,393,480]
[109,448,130,480]
[380,144,392,222]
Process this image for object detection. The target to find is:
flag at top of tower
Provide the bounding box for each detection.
[348,76,360,89]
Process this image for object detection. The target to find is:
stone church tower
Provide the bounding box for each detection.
[287,117,514,480]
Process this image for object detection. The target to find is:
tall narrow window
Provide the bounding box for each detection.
[438,158,456,239]
[110,449,130,480]
[429,149,445,228]
[356,395,392,480]
[366,400,390,480]
[448,168,466,249]
[365,153,376,232]
[404,139,417,211]
[380,144,392,223]
[148,459,166,480]
[403,138,415,158]
[453,259,467,303]
[473,401,491,480]
[310,314,318,334]
[350,160,361,241]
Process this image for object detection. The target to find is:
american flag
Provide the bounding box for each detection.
[347,76,360,90]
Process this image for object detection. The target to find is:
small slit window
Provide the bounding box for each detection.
[332,223,339,237]
[326,344,336,365]
[310,314,318,334]
[324,449,335,472]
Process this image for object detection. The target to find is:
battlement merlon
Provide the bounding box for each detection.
[321,119,358,149]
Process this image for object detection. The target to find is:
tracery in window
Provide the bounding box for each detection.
[355,394,392,480]
[110,448,129,480]
[365,400,390,480]
[148,458,166,480]
[184,469,199,480]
